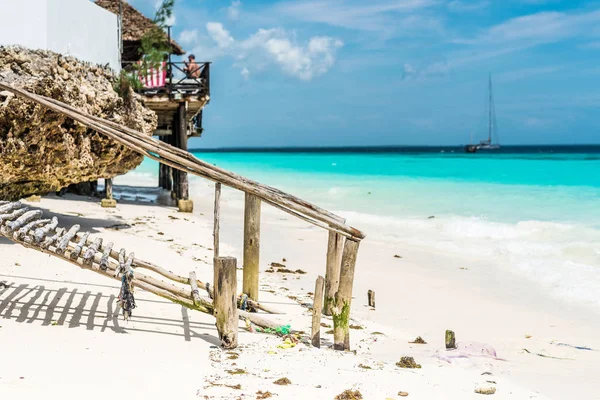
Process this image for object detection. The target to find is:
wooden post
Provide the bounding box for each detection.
[158,136,165,188]
[171,115,180,199]
[445,330,456,349]
[311,275,325,348]
[105,178,113,200]
[243,193,261,300]
[367,290,375,308]
[213,183,221,259]
[177,102,189,201]
[324,231,344,316]
[214,256,238,349]
[175,102,193,212]
[333,239,360,351]
[101,178,116,208]
[164,133,173,191]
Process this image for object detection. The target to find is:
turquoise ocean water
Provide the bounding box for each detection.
[129,146,600,226]
[122,146,600,309]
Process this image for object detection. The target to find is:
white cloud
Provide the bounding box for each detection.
[206,22,235,48]
[228,1,242,20]
[193,23,344,80]
[178,29,198,45]
[458,10,600,46]
[165,14,176,26]
[271,0,440,34]
[241,67,250,79]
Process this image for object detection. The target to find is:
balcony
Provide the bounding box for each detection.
[123,61,211,138]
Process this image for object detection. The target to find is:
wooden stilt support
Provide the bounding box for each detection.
[171,114,180,200]
[324,231,344,316]
[105,178,113,199]
[175,102,193,212]
[243,193,261,300]
[214,256,238,349]
[367,290,375,308]
[158,136,165,188]
[164,133,173,191]
[213,182,221,259]
[333,239,360,351]
[101,178,116,208]
[177,102,188,200]
[311,275,325,348]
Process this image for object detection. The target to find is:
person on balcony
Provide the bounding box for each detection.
[184,54,201,79]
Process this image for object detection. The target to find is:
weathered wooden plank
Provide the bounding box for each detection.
[70,232,90,259]
[311,275,325,348]
[42,227,65,249]
[324,231,344,316]
[213,182,221,259]
[14,218,50,240]
[0,208,28,225]
[214,256,238,349]
[243,193,261,300]
[34,217,58,243]
[56,225,80,254]
[6,210,43,232]
[189,271,202,307]
[0,201,22,214]
[99,241,114,271]
[83,237,103,265]
[333,239,360,351]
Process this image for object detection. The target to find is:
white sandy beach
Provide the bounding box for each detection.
[1,186,600,400]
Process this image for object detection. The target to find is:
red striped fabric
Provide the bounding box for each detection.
[137,61,166,88]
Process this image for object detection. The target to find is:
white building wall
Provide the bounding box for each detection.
[0,0,48,50]
[0,0,120,72]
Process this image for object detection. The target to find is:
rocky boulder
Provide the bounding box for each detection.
[0,46,157,201]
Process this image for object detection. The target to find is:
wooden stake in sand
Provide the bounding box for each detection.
[446,330,456,349]
[324,231,344,316]
[105,178,113,200]
[333,239,360,351]
[243,193,261,300]
[367,289,375,308]
[311,275,325,348]
[189,271,202,307]
[213,182,221,259]
[214,256,238,349]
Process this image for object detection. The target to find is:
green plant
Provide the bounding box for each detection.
[114,70,143,100]
[139,0,176,69]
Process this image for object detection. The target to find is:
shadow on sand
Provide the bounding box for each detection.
[0,274,222,346]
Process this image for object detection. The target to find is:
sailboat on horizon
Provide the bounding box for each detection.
[465,74,500,153]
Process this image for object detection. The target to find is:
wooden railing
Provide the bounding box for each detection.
[122,61,210,98]
[0,81,365,351]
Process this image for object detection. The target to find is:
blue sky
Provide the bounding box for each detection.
[126,0,600,147]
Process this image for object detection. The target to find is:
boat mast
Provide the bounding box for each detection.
[488,73,492,144]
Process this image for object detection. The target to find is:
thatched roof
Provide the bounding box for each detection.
[95,0,185,55]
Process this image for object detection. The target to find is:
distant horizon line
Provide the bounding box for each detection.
[188,144,600,153]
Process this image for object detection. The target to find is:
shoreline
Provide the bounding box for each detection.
[1,190,599,399]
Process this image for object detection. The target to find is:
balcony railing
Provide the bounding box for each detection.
[122,61,210,99]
